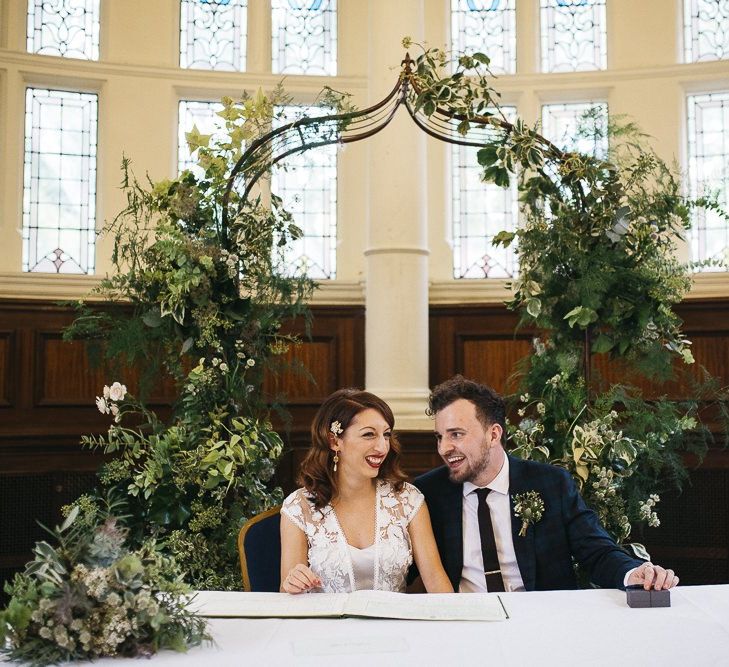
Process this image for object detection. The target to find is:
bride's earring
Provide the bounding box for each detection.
[333,451,339,472]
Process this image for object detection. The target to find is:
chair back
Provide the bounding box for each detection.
[238,506,282,592]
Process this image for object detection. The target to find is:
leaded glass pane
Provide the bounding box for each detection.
[451,0,516,75]
[272,106,337,279]
[178,100,226,177]
[687,91,729,269]
[180,0,247,71]
[540,0,606,73]
[271,0,337,75]
[684,0,729,63]
[26,0,100,60]
[23,88,97,274]
[541,102,608,157]
[453,106,518,279]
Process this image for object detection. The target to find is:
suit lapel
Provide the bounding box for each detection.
[508,455,537,591]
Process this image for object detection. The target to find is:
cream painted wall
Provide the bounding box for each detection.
[0,0,728,302]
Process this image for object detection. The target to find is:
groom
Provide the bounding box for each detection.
[414,375,679,592]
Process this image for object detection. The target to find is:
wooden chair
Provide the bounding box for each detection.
[237,506,282,592]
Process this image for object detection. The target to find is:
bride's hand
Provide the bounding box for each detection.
[282,564,321,594]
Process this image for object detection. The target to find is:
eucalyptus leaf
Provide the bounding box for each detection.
[142,308,163,328]
[526,298,542,318]
[60,504,80,532]
[181,337,194,355]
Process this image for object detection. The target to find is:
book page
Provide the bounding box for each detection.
[344,591,508,621]
[190,590,349,618]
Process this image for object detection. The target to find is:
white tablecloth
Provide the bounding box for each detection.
[22,585,729,667]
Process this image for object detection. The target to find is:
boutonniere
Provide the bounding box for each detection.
[513,491,545,537]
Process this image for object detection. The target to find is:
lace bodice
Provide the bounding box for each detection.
[281,480,424,593]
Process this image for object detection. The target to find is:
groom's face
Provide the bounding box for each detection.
[434,398,502,486]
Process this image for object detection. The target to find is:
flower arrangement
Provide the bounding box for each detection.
[0,499,208,666]
[63,85,355,589]
[406,41,729,548]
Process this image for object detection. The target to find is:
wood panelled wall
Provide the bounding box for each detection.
[1,298,728,591]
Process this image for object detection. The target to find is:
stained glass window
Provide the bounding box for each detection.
[27,0,100,60]
[22,88,98,274]
[180,0,247,71]
[178,100,225,177]
[541,102,608,157]
[272,105,337,279]
[687,91,729,269]
[271,0,337,75]
[540,0,607,73]
[684,0,729,63]
[453,107,518,279]
[451,0,516,75]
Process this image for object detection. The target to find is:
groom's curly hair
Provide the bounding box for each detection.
[299,388,408,508]
[427,375,506,433]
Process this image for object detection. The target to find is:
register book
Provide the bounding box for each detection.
[190,590,508,622]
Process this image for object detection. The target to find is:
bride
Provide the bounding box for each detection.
[280,388,452,594]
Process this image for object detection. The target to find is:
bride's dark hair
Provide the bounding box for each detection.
[298,388,408,508]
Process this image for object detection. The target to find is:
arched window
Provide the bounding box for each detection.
[22,88,98,274]
[179,0,248,71]
[540,0,607,73]
[271,0,337,75]
[27,0,100,60]
[687,91,729,268]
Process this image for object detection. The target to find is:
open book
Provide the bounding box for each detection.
[191,590,508,622]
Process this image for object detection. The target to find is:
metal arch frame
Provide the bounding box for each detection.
[220,53,563,238]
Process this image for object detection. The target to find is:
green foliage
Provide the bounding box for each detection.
[0,496,208,666]
[408,41,729,546]
[63,86,354,588]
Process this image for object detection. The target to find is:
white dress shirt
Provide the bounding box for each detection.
[460,455,526,593]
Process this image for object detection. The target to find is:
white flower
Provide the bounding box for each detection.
[547,374,561,387]
[212,358,220,367]
[110,404,121,423]
[219,362,229,372]
[103,385,111,399]
[606,206,631,243]
[108,382,127,402]
[246,358,256,367]
[330,420,343,436]
[537,402,546,416]
[96,396,110,414]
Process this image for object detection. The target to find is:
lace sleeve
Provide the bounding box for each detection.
[400,482,425,525]
[280,489,308,532]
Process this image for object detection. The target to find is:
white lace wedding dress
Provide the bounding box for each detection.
[281,480,424,593]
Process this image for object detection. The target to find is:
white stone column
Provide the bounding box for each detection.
[365,0,430,430]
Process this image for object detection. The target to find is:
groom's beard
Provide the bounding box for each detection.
[447,440,491,484]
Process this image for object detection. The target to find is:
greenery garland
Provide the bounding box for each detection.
[64,85,353,589]
[405,39,728,547]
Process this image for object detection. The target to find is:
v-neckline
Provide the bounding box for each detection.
[329,479,380,551]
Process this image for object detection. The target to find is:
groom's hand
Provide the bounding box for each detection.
[627,562,678,590]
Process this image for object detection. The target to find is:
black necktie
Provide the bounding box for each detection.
[475,487,505,592]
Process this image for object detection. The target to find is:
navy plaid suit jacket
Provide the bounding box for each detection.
[414,454,643,591]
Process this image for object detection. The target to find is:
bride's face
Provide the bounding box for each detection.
[332,408,391,480]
